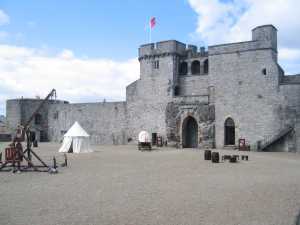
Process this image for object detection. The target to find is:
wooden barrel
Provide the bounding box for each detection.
[211,152,219,163]
[233,155,239,160]
[242,155,249,161]
[230,155,237,163]
[33,140,38,147]
[204,150,211,160]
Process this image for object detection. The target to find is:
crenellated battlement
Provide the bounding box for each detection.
[209,24,277,56]
[138,40,208,60]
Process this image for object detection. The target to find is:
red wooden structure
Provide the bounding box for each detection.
[238,138,250,151]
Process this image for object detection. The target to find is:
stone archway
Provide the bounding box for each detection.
[182,116,198,148]
[224,117,235,145]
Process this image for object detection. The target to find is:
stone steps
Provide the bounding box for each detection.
[258,126,294,151]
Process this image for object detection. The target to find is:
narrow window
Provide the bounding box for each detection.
[53,111,59,119]
[152,60,159,69]
[203,59,209,74]
[174,86,180,96]
[152,133,157,145]
[262,68,267,75]
[35,114,42,125]
[179,62,188,75]
[191,60,200,75]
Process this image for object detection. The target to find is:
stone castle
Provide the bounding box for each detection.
[5,25,300,152]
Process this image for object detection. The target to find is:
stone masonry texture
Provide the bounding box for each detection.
[5,25,300,152]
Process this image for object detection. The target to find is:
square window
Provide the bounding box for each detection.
[152,60,159,69]
[53,111,59,119]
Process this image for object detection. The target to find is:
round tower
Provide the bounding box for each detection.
[252,24,277,52]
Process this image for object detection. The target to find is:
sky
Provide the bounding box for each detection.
[0,0,299,115]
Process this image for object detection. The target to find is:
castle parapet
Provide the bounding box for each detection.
[138,40,208,60]
[209,24,278,55]
[139,40,186,59]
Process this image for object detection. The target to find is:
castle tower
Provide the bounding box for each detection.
[126,40,187,141]
[138,40,187,96]
[252,25,277,52]
[210,24,283,149]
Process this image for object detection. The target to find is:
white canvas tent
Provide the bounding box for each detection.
[138,131,150,143]
[58,121,93,153]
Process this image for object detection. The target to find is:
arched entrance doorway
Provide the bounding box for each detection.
[182,116,198,148]
[224,118,235,145]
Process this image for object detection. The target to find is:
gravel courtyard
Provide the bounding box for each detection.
[1,143,300,225]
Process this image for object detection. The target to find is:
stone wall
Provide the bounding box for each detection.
[6,99,22,131]
[208,25,287,150]
[178,75,209,96]
[280,84,300,152]
[210,48,285,149]
[6,99,65,141]
[5,25,300,152]
[281,74,300,84]
[48,102,128,145]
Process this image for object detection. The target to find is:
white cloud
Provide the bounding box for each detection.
[0,10,9,26]
[188,0,247,44]
[0,9,140,115]
[188,0,300,74]
[59,49,74,59]
[278,48,300,74]
[0,44,139,114]
[279,48,300,61]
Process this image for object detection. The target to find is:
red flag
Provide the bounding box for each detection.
[150,17,156,29]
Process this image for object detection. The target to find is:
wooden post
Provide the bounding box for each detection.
[53,156,57,169]
[64,153,67,167]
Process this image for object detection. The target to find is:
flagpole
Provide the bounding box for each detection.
[149,20,152,43]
